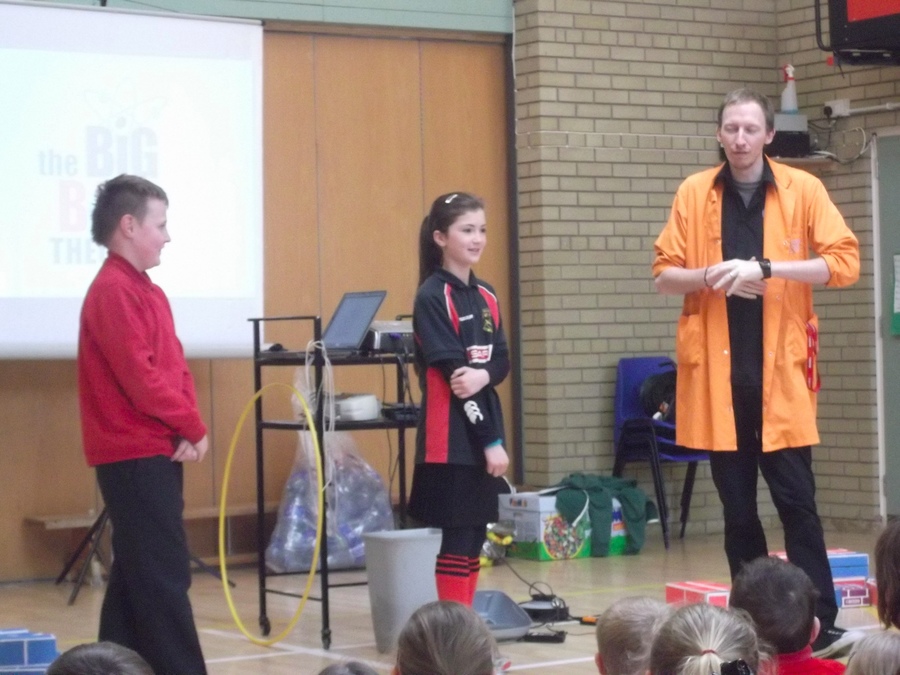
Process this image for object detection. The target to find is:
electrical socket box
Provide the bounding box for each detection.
[824,98,850,118]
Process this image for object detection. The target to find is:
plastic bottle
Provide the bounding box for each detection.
[781,64,798,114]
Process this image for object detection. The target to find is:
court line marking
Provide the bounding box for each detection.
[201,628,392,669]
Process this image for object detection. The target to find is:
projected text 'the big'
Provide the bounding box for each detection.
[85,126,158,177]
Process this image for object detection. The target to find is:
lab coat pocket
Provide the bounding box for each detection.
[676,313,702,367]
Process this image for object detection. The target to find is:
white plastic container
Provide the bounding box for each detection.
[781,64,798,113]
[364,528,441,653]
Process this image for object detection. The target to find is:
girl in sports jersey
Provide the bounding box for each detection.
[408,191,510,607]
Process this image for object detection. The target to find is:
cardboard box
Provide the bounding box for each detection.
[665,581,731,607]
[834,577,870,608]
[773,548,869,579]
[499,493,591,561]
[868,577,879,608]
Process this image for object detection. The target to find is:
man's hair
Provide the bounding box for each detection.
[729,555,818,654]
[396,600,496,675]
[649,603,765,675]
[91,174,168,246]
[47,642,154,675]
[717,88,776,133]
[595,596,672,675]
[875,518,900,629]
[845,630,900,675]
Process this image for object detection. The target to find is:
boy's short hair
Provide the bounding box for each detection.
[91,174,168,246]
[47,641,154,675]
[595,596,672,675]
[729,555,818,654]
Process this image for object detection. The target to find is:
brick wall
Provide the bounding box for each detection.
[514,0,887,534]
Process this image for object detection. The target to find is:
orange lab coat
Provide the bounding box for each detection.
[652,159,859,452]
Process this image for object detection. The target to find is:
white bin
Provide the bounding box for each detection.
[363,528,441,653]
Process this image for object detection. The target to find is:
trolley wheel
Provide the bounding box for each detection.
[259,616,271,637]
[322,628,332,650]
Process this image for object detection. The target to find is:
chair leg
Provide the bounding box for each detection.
[679,462,698,539]
[612,450,625,478]
[648,438,670,550]
[56,507,108,585]
[68,509,109,606]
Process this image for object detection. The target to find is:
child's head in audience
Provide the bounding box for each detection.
[649,602,765,675]
[594,596,672,675]
[393,600,496,675]
[47,642,154,675]
[875,518,900,629]
[729,555,818,655]
[318,662,379,675]
[845,631,900,675]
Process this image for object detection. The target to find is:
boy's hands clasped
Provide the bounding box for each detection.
[172,434,209,463]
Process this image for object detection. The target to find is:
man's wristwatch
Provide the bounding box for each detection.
[759,258,772,279]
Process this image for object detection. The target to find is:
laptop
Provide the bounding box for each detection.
[322,290,387,356]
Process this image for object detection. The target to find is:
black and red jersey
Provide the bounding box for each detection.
[413,268,509,467]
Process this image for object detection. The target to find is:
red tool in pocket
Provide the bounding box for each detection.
[806,321,821,392]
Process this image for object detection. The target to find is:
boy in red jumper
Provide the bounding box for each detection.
[730,556,845,674]
[78,175,208,675]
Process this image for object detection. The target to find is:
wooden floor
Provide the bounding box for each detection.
[0,529,883,674]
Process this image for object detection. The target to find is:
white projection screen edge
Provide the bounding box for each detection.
[0,1,264,358]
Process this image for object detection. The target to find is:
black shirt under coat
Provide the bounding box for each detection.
[715,159,776,388]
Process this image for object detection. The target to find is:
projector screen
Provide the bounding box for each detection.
[0,1,263,358]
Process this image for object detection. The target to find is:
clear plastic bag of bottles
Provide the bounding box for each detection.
[266,430,395,573]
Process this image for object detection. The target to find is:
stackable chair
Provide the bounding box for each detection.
[611,356,709,549]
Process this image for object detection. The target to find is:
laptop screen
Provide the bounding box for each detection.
[322,290,387,353]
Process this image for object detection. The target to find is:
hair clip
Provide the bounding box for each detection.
[444,193,459,204]
[719,659,753,675]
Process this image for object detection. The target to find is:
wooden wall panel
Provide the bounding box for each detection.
[0,361,94,578]
[420,41,515,468]
[263,32,320,343]
[182,360,215,509]
[1,29,513,581]
[315,35,425,317]
[312,35,425,488]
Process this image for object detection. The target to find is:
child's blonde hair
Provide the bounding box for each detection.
[396,600,497,675]
[649,603,766,675]
[596,596,672,675]
[845,631,900,675]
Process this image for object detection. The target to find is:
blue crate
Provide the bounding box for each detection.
[0,630,57,670]
[0,631,29,668]
[828,550,869,579]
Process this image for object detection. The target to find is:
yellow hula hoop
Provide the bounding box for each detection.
[218,382,324,646]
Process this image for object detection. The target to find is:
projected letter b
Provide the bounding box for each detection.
[85,127,159,177]
[59,181,87,232]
